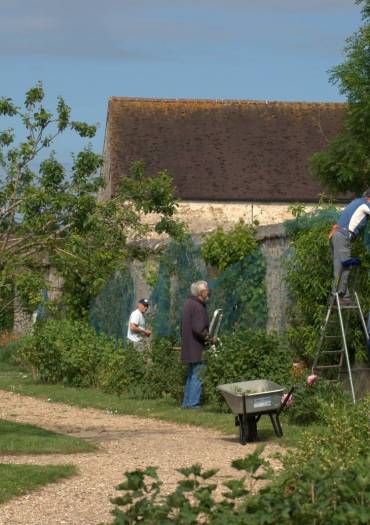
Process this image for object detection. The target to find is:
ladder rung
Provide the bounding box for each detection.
[315,364,342,369]
[333,304,358,309]
[320,350,344,354]
[323,335,342,339]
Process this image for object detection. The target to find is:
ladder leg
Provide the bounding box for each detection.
[336,294,356,404]
[312,301,334,373]
[354,291,370,341]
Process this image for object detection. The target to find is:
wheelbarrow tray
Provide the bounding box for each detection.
[217,379,284,415]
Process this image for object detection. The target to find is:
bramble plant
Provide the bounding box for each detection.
[0,85,184,325]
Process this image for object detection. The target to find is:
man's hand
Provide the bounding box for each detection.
[144,329,152,337]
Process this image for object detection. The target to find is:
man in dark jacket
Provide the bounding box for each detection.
[181,280,211,409]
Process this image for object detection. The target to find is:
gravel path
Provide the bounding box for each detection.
[0,390,282,525]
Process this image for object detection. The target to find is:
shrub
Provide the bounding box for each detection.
[106,398,370,524]
[97,344,145,395]
[285,377,351,425]
[142,338,185,401]
[202,328,292,408]
[99,338,185,401]
[16,319,116,386]
[201,220,257,271]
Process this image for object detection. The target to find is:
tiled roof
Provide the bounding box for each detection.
[102,97,346,202]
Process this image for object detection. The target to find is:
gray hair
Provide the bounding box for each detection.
[363,188,370,198]
[190,280,208,296]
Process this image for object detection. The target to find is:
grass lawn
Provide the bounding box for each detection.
[0,418,96,455]
[0,363,316,447]
[0,463,76,504]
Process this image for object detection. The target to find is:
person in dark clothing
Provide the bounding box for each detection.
[181,280,211,409]
[329,188,370,303]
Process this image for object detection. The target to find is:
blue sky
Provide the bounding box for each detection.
[0,0,363,164]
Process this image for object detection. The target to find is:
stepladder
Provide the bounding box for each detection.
[312,258,369,404]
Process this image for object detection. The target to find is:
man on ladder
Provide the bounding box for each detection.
[329,188,370,304]
[313,189,370,404]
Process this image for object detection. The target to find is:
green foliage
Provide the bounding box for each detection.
[99,338,185,401]
[106,446,270,525]
[202,329,292,408]
[15,320,185,401]
[97,344,147,396]
[285,378,351,425]
[0,85,184,326]
[16,319,116,387]
[284,206,370,361]
[310,1,370,193]
[207,249,267,333]
[106,398,370,524]
[201,220,257,272]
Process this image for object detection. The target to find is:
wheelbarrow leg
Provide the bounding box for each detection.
[238,414,247,445]
[238,395,258,445]
[269,412,283,437]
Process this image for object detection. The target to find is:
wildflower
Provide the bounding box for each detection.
[307,374,318,385]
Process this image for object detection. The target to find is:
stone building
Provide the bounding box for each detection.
[99,97,346,230]
[91,97,348,336]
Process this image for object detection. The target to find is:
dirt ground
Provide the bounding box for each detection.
[0,390,282,525]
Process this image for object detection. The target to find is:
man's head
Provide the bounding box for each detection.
[363,188,370,200]
[138,298,149,313]
[190,280,209,302]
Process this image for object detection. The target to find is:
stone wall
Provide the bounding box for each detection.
[13,224,290,335]
[125,224,290,334]
[141,201,315,236]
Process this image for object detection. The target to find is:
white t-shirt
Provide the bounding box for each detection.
[127,309,146,342]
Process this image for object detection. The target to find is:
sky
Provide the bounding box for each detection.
[0,0,363,164]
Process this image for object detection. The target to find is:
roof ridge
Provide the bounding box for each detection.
[108,96,345,106]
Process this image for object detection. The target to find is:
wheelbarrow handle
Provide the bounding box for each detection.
[277,385,295,415]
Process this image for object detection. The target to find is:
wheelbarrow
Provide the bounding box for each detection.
[217,379,294,445]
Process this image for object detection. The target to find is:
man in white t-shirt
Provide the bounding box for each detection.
[127,299,151,345]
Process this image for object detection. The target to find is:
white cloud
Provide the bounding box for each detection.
[0,0,359,60]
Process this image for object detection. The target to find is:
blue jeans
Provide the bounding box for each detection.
[182,363,204,408]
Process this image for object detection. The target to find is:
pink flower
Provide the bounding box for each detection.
[281,393,293,407]
[307,374,318,386]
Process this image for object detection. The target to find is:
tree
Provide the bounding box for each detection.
[310,0,370,194]
[0,83,183,327]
